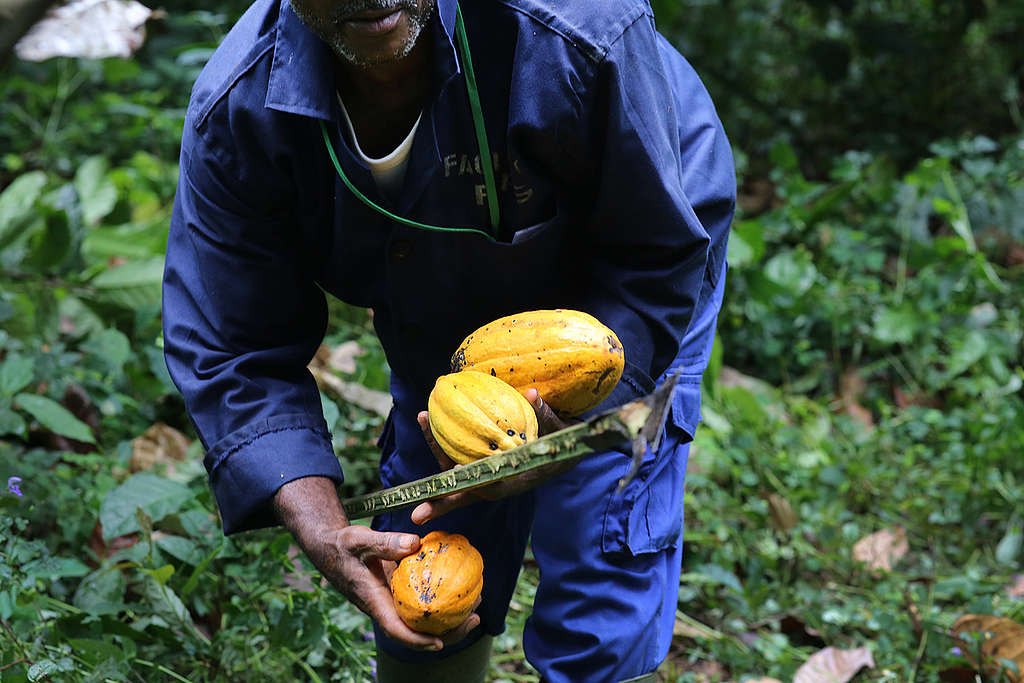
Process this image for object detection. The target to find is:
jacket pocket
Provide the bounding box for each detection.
[600,373,703,556]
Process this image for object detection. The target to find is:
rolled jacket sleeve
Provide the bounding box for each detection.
[575,14,735,410]
[162,124,342,534]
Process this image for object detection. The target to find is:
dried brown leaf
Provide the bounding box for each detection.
[852,526,908,572]
[952,614,1024,682]
[767,493,798,531]
[793,646,875,683]
[130,422,192,473]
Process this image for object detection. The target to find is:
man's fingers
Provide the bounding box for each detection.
[344,525,420,561]
[355,578,444,651]
[440,611,481,645]
[524,388,573,435]
[410,492,476,525]
[418,410,456,470]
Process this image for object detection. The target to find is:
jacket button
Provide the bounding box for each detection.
[390,239,412,261]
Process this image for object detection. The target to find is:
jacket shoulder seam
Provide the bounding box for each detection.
[191,32,276,131]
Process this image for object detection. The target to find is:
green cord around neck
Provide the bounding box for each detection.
[320,1,500,241]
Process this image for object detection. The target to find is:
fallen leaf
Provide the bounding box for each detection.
[328,341,364,374]
[131,422,191,473]
[766,493,798,531]
[951,614,1024,682]
[15,0,159,61]
[1008,575,1024,599]
[838,369,874,429]
[308,361,392,417]
[852,526,908,572]
[793,646,875,683]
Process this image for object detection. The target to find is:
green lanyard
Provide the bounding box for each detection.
[319,2,500,241]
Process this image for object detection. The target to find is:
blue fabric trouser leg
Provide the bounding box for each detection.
[522,432,689,682]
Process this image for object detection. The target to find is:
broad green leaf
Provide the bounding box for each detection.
[727,230,755,267]
[82,328,132,377]
[155,534,203,565]
[13,393,96,444]
[0,355,34,396]
[0,407,27,438]
[996,524,1023,567]
[24,556,91,580]
[73,568,127,615]
[141,574,199,635]
[691,563,744,593]
[763,249,817,295]
[24,210,73,271]
[66,638,129,667]
[74,156,118,226]
[0,171,47,250]
[872,306,917,345]
[946,329,988,378]
[99,472,193,540]
[89,256,164,309]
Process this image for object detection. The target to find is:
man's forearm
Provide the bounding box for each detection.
[274,476,350,544]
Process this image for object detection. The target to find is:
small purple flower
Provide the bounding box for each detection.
[951,646,963,656]
[362,631,375,642]
[6,477,22,497]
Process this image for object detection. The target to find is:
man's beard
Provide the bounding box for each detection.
[292,0,436,67]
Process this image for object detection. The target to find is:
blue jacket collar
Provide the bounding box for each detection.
[266,0,461,120]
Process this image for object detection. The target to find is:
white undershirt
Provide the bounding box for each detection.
[337,92,422,200]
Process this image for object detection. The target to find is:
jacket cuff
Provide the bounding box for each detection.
[204,415,344,534]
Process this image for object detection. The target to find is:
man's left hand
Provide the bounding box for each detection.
[410,388,579,524]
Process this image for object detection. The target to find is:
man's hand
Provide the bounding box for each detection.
[274,477,480,650]
[411,389,580,524]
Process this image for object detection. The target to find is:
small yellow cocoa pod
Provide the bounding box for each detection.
[427,371,539,465]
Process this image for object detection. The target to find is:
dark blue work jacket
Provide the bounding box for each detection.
[163,0,736,534]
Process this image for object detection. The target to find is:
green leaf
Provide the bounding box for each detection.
[13,393,96,444]
[995,524,1022,567]
[0,407,27,438]
[82,328,132,377]
[142,564,175,585]
[0,355,34,396]
[763,249,817,295]
[0,171,47,250]
[24,556,91,580]
[24,209,73,271]
[73,567,127,615]
[141,574,199,635]
[872,306,918,345]
[89,257,164,309]
[74,156,118,226]
[730,219,765,267]
[99,473,193,540]
[155,534,203,565]
[946,329,988,378]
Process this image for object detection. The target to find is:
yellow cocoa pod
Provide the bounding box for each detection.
[450,309,625,416]
[427,371,539,465]
[390,531,483,635]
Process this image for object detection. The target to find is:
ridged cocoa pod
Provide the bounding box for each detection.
[390,531,484,636]
[450,309,625,416]
[427,371,539,465]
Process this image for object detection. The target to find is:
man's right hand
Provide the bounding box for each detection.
[273,476,480,651]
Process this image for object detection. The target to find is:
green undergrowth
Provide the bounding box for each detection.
[1,4,1023,680]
